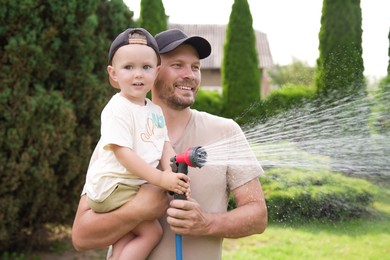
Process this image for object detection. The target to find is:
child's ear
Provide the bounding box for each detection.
[107,65,117,81]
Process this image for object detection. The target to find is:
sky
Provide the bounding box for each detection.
[125,0,390,80]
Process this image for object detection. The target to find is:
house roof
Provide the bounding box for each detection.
[169,23,274,69]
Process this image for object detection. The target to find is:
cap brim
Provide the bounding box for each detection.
[159,36,211,59]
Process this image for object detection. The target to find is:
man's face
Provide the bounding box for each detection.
[154,44,201,110]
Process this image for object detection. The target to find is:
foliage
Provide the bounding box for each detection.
[370,27,390,134]
[228,168,377,220]
[262,84,317,118]
[98,0,134,43]
[260,168,376,222]
[191,89,223,116]
[221,0,260,125]
[138,0,168,36]
[0,0,134,250]
[268,59,316,88]
[370,78,390,134]
[315,0,366,100]
[0,251,29,260]
[387,26,390,75]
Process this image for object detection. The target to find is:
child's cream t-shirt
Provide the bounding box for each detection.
[86,93,169,202]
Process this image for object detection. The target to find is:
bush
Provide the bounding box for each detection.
[259,168,376,222]
[192,88,223,116]
[0,0,133,251]
[0,89,76,250]
[262,84,316,118]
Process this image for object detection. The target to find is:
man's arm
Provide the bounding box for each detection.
[71,184,168,251]
[166,178,267,238]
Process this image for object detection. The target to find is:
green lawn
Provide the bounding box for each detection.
[223,181,390,260]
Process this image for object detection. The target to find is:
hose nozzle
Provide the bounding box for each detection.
[175,146,207,168]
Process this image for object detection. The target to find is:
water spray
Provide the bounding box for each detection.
[170,146,207,260]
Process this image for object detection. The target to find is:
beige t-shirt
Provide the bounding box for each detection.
[147,109,263,260]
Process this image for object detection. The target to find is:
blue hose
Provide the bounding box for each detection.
[171,160,192,260]
[175,234,183,260]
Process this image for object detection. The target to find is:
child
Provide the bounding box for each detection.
[85,28,190,260]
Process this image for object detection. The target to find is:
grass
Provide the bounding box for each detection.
[222,181,390,260]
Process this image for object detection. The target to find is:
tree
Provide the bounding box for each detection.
[372,27,390,134]
[138,0,168,36]
[388,28,390,76]
[221,0,260,125]
[268,59,316,88]
[0,0,134,250]
[315,0,366,100]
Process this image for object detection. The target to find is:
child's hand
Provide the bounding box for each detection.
[160,169,190,195]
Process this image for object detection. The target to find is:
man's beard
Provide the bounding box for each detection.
[155,78,197,110]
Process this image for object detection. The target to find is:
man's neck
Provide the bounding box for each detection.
[160,104,192,146]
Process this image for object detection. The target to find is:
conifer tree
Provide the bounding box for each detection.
[222,0,260,125]
[315,0,366,100]
[373,27,390,134]
[139,0,168,36]
[387,28,390,76]
[315,0,371,168]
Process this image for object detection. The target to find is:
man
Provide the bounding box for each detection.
[72,28,267,260]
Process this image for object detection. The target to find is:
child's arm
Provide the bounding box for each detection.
[112,145,189,195]
[160,141,176,171]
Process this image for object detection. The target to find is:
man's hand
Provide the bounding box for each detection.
[165,178,267,239]
[166,198,211,236]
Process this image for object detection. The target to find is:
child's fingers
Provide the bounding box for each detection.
[179,180,189,188]
[176,173,190,182]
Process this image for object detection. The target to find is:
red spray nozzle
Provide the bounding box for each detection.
[175,146,207,168]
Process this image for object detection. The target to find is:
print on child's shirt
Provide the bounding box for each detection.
[140,113,166,151]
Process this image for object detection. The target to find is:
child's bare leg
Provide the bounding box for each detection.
[110,232,135,260]
[118,220,162,260]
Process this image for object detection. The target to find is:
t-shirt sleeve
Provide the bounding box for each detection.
[101,107,134,151]
[226,121,264,190]
[102,116,133,150]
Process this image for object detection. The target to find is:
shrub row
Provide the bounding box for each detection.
[194,84,317,124]
[260,168,376,222]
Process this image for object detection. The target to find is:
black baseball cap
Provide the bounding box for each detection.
[107,28,160,89]
[155,29,211,59]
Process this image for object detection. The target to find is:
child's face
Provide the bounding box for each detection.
[108,44,159,105]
